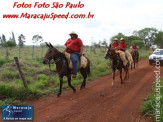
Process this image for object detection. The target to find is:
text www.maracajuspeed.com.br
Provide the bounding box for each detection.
[3,12,94,20]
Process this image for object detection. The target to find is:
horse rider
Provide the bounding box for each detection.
[132,43,138,51]
[112,38,119,50]
[64,31,83,78]
[110,38,128,66]
[118,38,133,66]
[119,38,127,51]
[131,43,139,55]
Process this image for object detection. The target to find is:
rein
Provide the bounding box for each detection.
[48,49,68,75]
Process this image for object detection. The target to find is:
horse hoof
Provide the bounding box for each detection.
[57,94,61,97]
[80,86,85,90]
[73,89,76,92]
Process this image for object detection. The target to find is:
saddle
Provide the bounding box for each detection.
[64,52,88,69]
[115,50,133,66]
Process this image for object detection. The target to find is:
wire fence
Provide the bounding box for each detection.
[0,46,107,62]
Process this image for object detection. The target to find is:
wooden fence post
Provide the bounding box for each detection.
[32,45,34,59]
[19,46,20,59]
[6,47,8,60]
[14,57,28,89]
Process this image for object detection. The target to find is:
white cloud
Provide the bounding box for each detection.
[0,0,163,46]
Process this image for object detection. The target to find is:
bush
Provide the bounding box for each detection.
[3,41,16,47]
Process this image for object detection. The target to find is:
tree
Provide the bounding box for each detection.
[133,27,158,50]
[32,35,43,44]
[125,35,142,47]
[110,33,125,42]
[131,40,145,49]
[3,41,16,47]
[18,34,26,47]
[12,31,16,44]
[32,35,44,58]
[2,34,6,44]
[101,39,108,47]
[155,31,163,48]
[110,33,129,46]
[0,36,2,46]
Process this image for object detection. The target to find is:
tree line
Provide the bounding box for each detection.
[0,32,44,48]
[0,27,163,49]
[91,27,163,49]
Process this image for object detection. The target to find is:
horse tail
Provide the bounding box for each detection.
[86,57,91,76]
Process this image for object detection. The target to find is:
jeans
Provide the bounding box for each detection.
[70,52,79,75]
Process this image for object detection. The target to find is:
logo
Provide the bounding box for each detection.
[2,105,33,121]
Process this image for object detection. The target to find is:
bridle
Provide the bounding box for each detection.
[47,48,68,75]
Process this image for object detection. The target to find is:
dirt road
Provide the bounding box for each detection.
[2,59,163,122]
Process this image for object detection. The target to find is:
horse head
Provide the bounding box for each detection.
[105,44,115,59]
[43,42,59,64]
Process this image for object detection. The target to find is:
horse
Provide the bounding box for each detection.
[43,43,90,97]
[131,50,139,69]
[104,45,129,86]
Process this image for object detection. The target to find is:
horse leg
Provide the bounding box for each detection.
[127,66,129,79]
[120,69,123,84]
[137,58,139,67]
[57,76,63,97]
[134,59,136,69]
[68,75,76,92]
[80,68,87,90]
[124,66,129,81]
[112,70,115,86]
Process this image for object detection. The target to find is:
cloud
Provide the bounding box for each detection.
[0,0,163,45]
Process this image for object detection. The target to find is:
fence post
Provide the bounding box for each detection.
[14,57,28,89]
[6,47,8,60]
[32,45,34,59]
[19,46,20,59]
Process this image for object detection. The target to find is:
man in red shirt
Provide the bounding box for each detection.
[112,38,119,50]
[118,38,127,51]
[131,43,139,56]
[117,38,133,66]
[132,43,138,51]
[65,31,83,78]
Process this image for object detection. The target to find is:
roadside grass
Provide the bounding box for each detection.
[141,78,163,122]
[0,98,26,108]
[0,47,151,108]
[138,49,151,60]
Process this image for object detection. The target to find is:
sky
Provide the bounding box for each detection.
[0,0,163,46]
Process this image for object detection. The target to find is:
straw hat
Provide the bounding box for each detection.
[120,37,125,41]
[113,38,118,41]
[69,31,78,36]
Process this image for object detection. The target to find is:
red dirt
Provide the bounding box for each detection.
[1,59,162,122]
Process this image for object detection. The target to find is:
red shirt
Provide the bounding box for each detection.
[119,43,127,50]
[65,38,83,53]
[112,42,119,50]
[132,45,138,49]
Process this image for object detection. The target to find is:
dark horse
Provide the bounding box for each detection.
[131,50,139,69]
[43,43,90,97]
[104,45,129,86]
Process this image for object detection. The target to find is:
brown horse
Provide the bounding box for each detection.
[104,45,129,86]
[131,50,139,69]
[43,43,90,97]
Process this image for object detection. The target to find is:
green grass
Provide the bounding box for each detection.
[141,78,163,122]
[0,98,25,109]
[0,47,151,108]
[139,49,151,59]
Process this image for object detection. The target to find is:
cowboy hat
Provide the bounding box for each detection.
[120,37,125,41]
[69,31,78,36]
[113,38,118,41]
